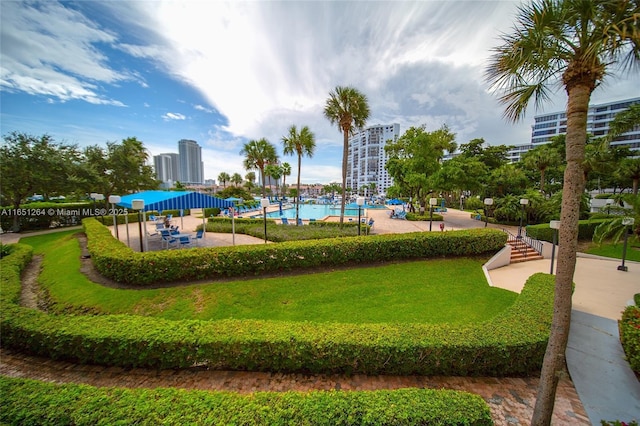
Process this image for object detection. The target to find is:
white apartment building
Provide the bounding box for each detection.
[530,97,640,152]
[153,153,179,186]
[346,123,399,196]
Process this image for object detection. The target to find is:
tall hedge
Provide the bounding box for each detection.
[83,218,508,285]
[1,242,554,376]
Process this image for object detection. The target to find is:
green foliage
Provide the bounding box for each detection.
[526,218,613,242]
[464,197,485,211]
[601,421,639,426]
[84,218,507,285]
[1,241,554,376]
[0,377,492,426]
[0,243,11,258]
[619,305,640,374]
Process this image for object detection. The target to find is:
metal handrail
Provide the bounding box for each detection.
[502,229,544,257]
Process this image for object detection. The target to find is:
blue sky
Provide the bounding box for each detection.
[2,1,638,184]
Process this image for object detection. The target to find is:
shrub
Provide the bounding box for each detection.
[619,305,640,374]
[526,218,613,242]
[0,377,492,426]
[0,241,554,376]
[83,218,507,285]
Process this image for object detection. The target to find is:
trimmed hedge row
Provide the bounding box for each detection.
[0,243,554,376]
[525,218,612,242]
[84,218,508,285]
[0,377,492,426]
[620,305,640,373]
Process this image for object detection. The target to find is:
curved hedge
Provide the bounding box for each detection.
[620,305,640,373]
[83,218,508,285]
[0,377,492,426]
[1,242,554,376]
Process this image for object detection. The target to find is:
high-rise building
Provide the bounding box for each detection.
[347,124,399,196]
[530,97,640,154]
[153,153,179,185]
[178,139,204,185]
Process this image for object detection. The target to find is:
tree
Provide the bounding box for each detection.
[0,132,80,231]
[618,158,640,195]
[244,171,256,192]
[240,138,278,197]
[231,173,243,187]
[282,125,316,224]
[281,162,291,199]
[486,1,640,423]
[82,137,158,202]
[218,172,230,188]
[264,164,282,198]
[323,86,370,224]
[521,144,562,193]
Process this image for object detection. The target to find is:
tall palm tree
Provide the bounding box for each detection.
[282,125,316,224]
[323,86,370,224]
[217,172,230,188]
[240,138,278,197]
[264,163,282,198]
[485,1,639,423]
[231,173,243,187]
[281,162,291,199]
[522,144,562,193]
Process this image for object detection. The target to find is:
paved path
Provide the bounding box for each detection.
[2,207,638,425]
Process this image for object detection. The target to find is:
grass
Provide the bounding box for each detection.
[584,239,640,262]
[205,219,364,242]
[22,230,517,325]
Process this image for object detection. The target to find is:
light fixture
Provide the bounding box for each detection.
[429,197,438,231]
[132,199,145,252]
[483,198,494,228]
[356,197,365,236]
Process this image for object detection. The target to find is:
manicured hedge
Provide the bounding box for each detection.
[84,218,508,286]
[0,377,492,426]
[620,305,640,374]
[1,243,554,376]
[525,218,612,242]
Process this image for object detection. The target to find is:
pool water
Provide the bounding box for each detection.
[264,203,385,220]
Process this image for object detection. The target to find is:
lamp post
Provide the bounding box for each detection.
[429,197,438,231]
[108,195,121,240]
[617,217,635,272]
[549,220,560,274]
[356,197,365,236]
[518,198,529,238]
[460,195,465,210]
[132,199,145,252]
[483,198,494,228]
[261,198,269,244]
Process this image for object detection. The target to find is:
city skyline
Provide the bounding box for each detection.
[1,1,638,184]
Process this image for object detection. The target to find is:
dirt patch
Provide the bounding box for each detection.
[20,255,42,309]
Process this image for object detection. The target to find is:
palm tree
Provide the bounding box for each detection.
[618,158,640,195]
[282,125,316,224]
[323,86,370,224]
[264,163,282,198]
[485,1,639,423]
[231,173,243,187]
[281,162,291,199]
[522,144,562,193]
[217,172,230,188]
[606,103,640,142]
[240,138,278,197]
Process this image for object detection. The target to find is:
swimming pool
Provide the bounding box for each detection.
[264,203,385,220]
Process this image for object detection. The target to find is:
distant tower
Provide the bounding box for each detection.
[153,153,179,186]
[347,124,399,196]
[178,139,204,185]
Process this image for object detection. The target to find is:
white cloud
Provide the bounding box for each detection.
[162,112,186,121]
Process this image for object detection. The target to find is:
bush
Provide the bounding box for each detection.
[619,305,640,374]
[0,377,492,426]
[83,218,507,285]
[0,241,554,376]
[525,218,613,242]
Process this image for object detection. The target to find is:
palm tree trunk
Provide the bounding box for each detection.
[296,155,302,224]
[340,127,349,225]
[532,86,590,425]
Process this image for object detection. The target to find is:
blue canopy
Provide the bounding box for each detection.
[387,198,403,205]
[117,191,234,212]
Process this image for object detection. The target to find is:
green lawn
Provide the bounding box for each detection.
[22,231,517,325]
[585,240,640,262]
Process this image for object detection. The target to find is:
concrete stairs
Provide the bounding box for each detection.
[507,238,544,263]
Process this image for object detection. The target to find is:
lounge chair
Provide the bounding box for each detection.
[191,229,204,245]
[297,218,304,226]
[160,230,177,249]
[281,217,291,225]
[178,235,192,248]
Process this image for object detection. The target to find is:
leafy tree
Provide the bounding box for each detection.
[521,144,562,193]
[430,156,489,195]
[0,132,80,230]
[174,181,186,191]
[459,138,512,171]
[282,125,316,224]
[323,86,370,224]
[385,125,455,214]
[244,172,256,192]
[487,164,528,197]
[81,137,158,202]
[231,173,243,187]
[240,138,278,197]
[486,0,640,423]
[218,172,230,188]
[264,164,283,198]
[618,158,640,195]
